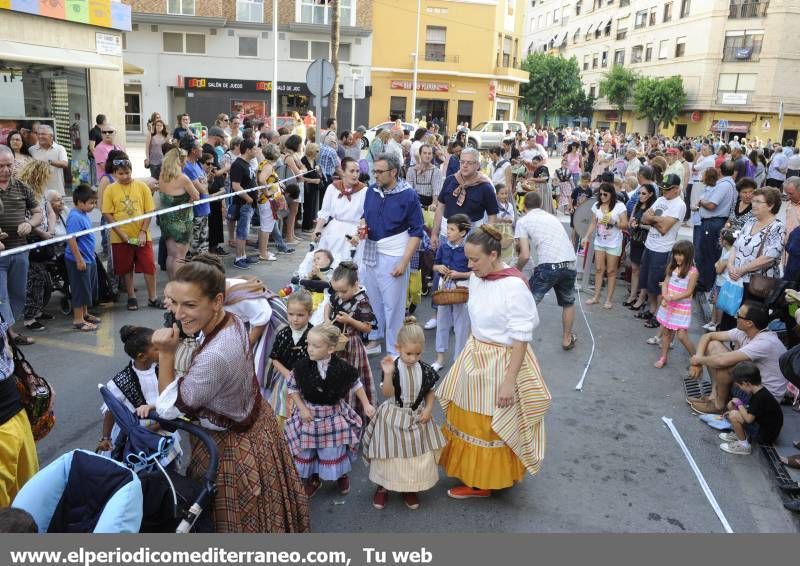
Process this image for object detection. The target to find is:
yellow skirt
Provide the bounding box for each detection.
[439,403,526,490]
[0,409,39,507]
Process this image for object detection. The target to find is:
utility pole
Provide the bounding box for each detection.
[270,0,277,125]
[411,0,421,123]
[329,0,341,123]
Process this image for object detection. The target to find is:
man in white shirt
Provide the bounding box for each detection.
[28,124,68,196]
[623,147,641,179]
[515,191,578,350]
[638,174,687,322]
[766,142,789,188]
[385,129,404,165]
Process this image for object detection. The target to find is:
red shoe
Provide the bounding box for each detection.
[304,475,321,498]
[402,492,420,509]
[447,486,491,499]
[337,474,350,495]
[372,487,388,509]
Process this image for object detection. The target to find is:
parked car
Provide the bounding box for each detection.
[362,121,416,149]
[466,120,526,149]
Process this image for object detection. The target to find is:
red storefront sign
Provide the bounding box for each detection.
[390,80,449,92]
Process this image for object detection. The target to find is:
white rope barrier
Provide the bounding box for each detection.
[574,245,596,391]
[0,171,308,258]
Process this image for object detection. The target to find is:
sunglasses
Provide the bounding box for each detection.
[112,159,131,166]
[102,130,115,134]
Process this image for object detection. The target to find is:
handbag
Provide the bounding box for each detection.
[717,279,744,317]
[431,276,469,306]
[747,222,780,299]
[11,339,55,441]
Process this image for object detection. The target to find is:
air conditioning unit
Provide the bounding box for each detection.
[228,30,235,37]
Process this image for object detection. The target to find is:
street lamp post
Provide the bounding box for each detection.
[411,0,421,123]
[270,0,278,126]
[350,68,360,132]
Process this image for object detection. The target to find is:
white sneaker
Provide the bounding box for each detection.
[702,322,717,332]
[364,343,382,356]
[720,440,751,455]
[266,252,277,261]
[718,431,739,442]
[431,362,444,372]
[646,335,674,348]
[423,318,437,330]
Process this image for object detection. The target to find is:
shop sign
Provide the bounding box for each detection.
[497,83,517,96]
[605,112,619,121]
[182,77,310,95]
[721,92,748,105]
[390,80,449,92]
[95,32,121,56]
[1,0,132,32]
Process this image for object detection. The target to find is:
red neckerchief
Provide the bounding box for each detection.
[333,180,365,201]
[482,267,528,286]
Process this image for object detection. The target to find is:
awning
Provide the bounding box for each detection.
[123,60,144,75]
[596,18,608,33]
[711,120,750,133]
[0,40,119,71]
[572,27,581,42]
[585,23,595,35]
[558,30,569,45]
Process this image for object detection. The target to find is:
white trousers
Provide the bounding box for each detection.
[435,302,470,357]
[362,252,409,357]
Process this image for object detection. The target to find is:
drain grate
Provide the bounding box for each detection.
[683,378,712,399]
[760,445,800,510]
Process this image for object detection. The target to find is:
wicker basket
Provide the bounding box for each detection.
[431,277,469,306]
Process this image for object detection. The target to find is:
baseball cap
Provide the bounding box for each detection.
[659,173,682,189]
[208,126,226,138]
[356,125,367,134]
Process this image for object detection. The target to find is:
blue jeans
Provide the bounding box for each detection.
[234,204,254,241]
[530,263,577,306]
[697,217,726,292]
[0,252,30,325]
[271,223,290,252]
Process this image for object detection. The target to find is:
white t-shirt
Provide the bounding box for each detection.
[592,202,628,249]
[28,143,68,195]
[644,196,686,253]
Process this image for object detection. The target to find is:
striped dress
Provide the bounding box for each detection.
[656,266,697,330]
[361,360,447,492]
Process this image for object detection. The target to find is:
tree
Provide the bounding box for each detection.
[520,53,583,123]
[598,65,637,132]
[565,89,595,126]
[329,0,341,122]
[633,76,688,134]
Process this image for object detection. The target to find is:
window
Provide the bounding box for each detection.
[502,36,512,66]
[675,36,686,57]
[718,73,757,92]
[602,50,608,67]
[553,7,560,22]
[631,44,643,63]
[605,21,612,36]
[635,10,647,28]
[390,96,406,121]
[729,0,769,19]
[649,8,657,25]
[658,39,669,58]
[583,54,589,70]
[124,92,142,133]
[298,0,355,27]
[592,53,598,69]
[616,24,628,40]
[614,49,625,65]
[589,85,596,98]
[311,40,329,59]
[645,43,653,61]
[167,0,194,15]
[163,32,205,54]
[538,14,543,28]
[338,43,351,62]
[289,40,308,59]
[425,26,446,62]
[663,2,673,22]
[680,0,690,17]
[722,31,764,61]
[237,0,263,23]
[238,36,258,57]
[574,29,581,43]
[457,100,473,126]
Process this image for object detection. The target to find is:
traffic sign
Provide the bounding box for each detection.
[717,119,729,132]
[343,76,366,99]
[306,58,336,98]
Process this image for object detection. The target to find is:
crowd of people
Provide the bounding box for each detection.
[3,106,800,531]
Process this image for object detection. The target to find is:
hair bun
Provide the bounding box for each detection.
[119,325,137,343]
[479,224,503,241]
[338,260,358,271]
[403,316,417,326]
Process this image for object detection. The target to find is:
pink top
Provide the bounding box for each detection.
[565,152,581,174]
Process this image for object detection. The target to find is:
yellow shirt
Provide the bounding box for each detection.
[102,180,155,244]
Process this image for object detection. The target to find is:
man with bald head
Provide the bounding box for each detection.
[28,125,68,196]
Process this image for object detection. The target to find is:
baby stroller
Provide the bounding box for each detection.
[12,386,218,533]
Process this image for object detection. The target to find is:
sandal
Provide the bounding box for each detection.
[562,333,577,351]
[654,356,667,369]
[127,297,139,311]
[781,454,800,469]
[73,321,98,332]
[84,314,102,324]
[635,310,653,319]
[644,318,660,329]
[585,297,599,305]
[622,299,636,307]
[148,298,166,309]
[603,302,613,309]
[12,334,35,346]
[629,302,645,311]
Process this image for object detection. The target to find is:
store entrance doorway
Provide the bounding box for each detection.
[415,99,448,132]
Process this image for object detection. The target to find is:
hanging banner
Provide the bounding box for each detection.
[1,0,130,30]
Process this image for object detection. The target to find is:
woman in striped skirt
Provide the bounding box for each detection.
[436,225,552,499]
[361,318,447,510]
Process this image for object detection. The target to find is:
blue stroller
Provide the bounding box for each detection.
[13,387,219,533]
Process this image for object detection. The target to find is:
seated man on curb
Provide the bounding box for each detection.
[688,302,788,414]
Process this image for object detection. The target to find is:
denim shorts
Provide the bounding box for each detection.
[235,204,254,240]
[638,248,670,295]
[530,264,577,306]
[594,243,622,257]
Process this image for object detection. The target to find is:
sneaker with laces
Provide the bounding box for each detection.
[720,440,751,455]
[372,487,388,509]
[277,248,296,255]
[213,246,230,256]
[246,255,260,264]
[646,335,674,348]
[233,259,250,270]
[337,474,350,495]
[702,322,717,332]
[423,318,437,330]
[718,432,739,442]
[402,492,420,509]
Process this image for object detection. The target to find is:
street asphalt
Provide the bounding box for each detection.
[20,147,800,533]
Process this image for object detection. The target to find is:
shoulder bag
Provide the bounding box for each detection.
[12,339,55,441]
[748,222,780,299]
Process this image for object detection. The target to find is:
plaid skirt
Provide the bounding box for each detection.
[338,333,375,419]
[284,400,362,456]
[187,398,310,533]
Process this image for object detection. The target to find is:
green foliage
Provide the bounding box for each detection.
[633,76,688,132]
[520,53,584,119]
[563,89,595,119]
[598,65,637,128]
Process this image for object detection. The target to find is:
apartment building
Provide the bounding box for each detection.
[0,2,130,185]
[370,0,529,133]
[523,0,800,142]
[121,0,373,138]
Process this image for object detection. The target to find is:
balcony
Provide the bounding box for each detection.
[422,53,460,64]
[729,0,769,18]
[722,46,760,62]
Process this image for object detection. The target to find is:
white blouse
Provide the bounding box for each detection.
[317,183,367,225]
[467,271,539,346]
[224,278,273,328]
